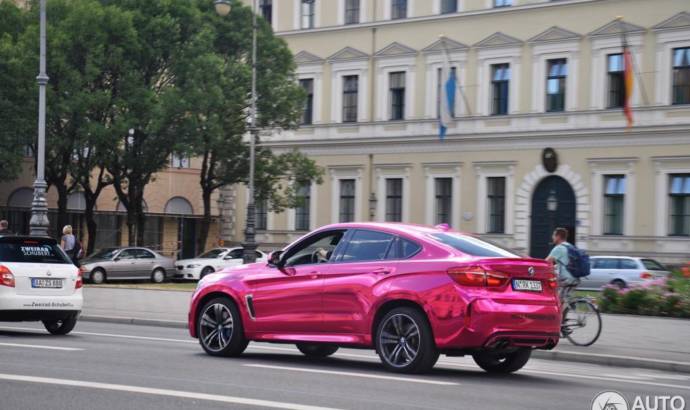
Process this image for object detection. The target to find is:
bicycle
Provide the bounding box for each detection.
[559,282,602,346]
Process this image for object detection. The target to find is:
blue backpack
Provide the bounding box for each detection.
[565,244,590,278]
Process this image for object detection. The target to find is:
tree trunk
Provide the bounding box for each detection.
[55,183,69,238]
[197,188,213,253]
[85,206,98,256]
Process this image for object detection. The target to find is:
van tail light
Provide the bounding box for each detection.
[0,265,15,288]
[640,271,653,280]
[76,266,86,289]
[447,266,509,288]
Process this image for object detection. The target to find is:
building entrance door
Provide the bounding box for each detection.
[529,175,576,258]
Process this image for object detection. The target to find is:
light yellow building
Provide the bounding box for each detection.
[228,0,690,263]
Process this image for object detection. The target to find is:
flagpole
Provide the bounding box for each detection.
[439,35,473,116]
[616,16,650,107]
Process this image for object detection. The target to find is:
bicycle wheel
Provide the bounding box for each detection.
[562,298,602,347]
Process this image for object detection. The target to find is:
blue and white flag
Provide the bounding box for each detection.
[438,57,457,141]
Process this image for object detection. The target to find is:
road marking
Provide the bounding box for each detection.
[0,342,83,351]
[635,373,690,381]
[0,326,196,344]
[244,364,459,386]
[0,373,342,410]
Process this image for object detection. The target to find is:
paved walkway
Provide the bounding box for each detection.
[82,286,690,370]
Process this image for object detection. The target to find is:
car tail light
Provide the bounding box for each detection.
[76,266,86,289]
[0,265,15,288]
[640,271,653,280]
[447,266,509,288]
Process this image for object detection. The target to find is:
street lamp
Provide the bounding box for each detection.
[29,0,50,237]
[215,0,259,264]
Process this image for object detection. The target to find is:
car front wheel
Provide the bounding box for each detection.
[200,266,214,279]
[197,297,248,357]
[296,343,339,358]
[375,307,439,374]
[472,348,532,373]
[43,314,78,335]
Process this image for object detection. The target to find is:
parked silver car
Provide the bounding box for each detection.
[579,256,671,290]
[81,247,175,284]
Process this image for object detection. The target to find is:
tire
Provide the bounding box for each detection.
[611,279,626,289]
[43,314,78,335]
[563,299,602,347]
[472,348,532,374]
[151,268,166,284]
[200,266,215,279]
[296,343,339,358]
[90,268,106,284]
[375,307,439,374]
[197,297,248,357]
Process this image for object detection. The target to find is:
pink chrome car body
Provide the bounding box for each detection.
[188,223,560,370]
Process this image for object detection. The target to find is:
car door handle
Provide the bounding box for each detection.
[308,271,319,280]
[373,267,393,275]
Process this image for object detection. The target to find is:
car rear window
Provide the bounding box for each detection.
[0,238,71,264]
[641,259,666,271]
[430,233,518,258]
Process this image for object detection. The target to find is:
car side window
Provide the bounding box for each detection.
[226,249,243,259]
[594,258,618,269]
[619,259,639,270]
[641,259,666,271]
[386,237,421,260]
[340,230,395,263]
[284,230,345,267]
[136,249,155,259]
[118,249,136,260]
[255,251,263,259]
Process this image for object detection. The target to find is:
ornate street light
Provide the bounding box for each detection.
[215,0,259,264]
[29,0,50,237]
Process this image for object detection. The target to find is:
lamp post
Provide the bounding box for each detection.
[214,0,258,264]
[29,0,50,237]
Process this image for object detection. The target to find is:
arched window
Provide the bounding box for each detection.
[164,197,193,216]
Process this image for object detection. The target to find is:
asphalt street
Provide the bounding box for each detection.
[0,321,688,410]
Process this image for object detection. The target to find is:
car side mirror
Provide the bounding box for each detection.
[268,250,285,267]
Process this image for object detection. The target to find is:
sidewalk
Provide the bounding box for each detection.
[81,287,690,373]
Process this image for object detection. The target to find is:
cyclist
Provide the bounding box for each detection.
[545,227,579,304]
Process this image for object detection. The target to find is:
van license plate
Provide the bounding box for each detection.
[512,279,542,292]
[31,278,63,289]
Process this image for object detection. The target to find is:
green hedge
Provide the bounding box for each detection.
[598,272,690,318]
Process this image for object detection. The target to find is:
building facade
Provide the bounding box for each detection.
[229,0,690,264]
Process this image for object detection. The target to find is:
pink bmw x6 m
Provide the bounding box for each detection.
[188,223,561,374]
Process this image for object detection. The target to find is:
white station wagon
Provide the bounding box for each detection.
[578,256,671,290]
[0,235,83,335]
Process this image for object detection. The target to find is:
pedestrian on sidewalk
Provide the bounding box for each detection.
[60,225,81,266]
[0,220,12,235]
[545,227,579,303]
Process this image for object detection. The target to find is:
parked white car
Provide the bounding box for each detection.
[579,256,671,290]
[174,247,268,280]
[0,235,83,335]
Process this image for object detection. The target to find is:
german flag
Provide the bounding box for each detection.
[622,32,634,128]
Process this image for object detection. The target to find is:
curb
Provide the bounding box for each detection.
[80,315,187,329]
[78,314,690,374]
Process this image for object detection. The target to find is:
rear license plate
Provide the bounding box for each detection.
[31,278,63,289]
[512,279,542,292]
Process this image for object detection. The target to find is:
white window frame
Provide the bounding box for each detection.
[655,29,690,106]
[424,50,467,119]
[653,156,690,237]
[330,167,363,224]
[477,47,521,116]
[474,162,515,234]
[375,165,411,223]
[296,63,323,124]
[588,158,637,236]
[337,0,367,25]
[375,56,416,121]
[259,0,278,31]
[424,163,462,228]
[330,60,369,123]
[531,42,579,113]
[170,153,190,169]
[487,0,514,8]
[384,0,413,20]
[293,0,320,30]
[589,34,643,110]
[287,182,318,231]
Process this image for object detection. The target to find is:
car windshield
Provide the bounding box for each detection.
[89,248,119,260]
[197,249,226,259]
[429,233,518,258]
[0,237,71,264]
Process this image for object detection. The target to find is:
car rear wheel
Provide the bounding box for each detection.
[472,348,532,374]
[90,268,106,284]
[375,307,439,374]
[43,314,78,335]
[296,343,339,358]
[611,279,626,289]
[151,268,166,284]
[197,297,248,357]
[200,266,214,279]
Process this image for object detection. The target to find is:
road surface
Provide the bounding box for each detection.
[1,321,688,410]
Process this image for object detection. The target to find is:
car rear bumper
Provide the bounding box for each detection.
[0,289,83,312]
[0,309,81,322]
[438,297,561,351]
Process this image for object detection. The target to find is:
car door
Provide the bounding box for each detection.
[595,258,621,287]
[108,249,138,279]
[245,229,347,334]
[133,249,157,278]
[320,229,399,335]
[582,258,604,289]
[619,258,641,285]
